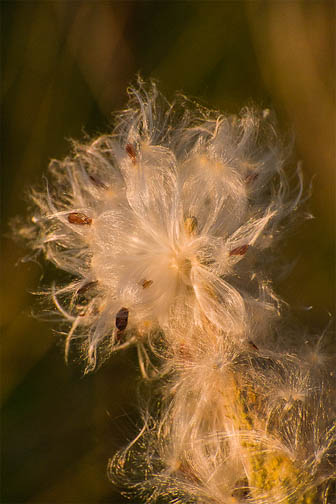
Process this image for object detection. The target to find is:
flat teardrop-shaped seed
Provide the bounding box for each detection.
[125,143,137,164]
[89,175,108,189]
[115,307,129,331]
[248,339,259,350]
[245,173,258,184]
[141,279,153,289]
[229,244,249,256]
[77,280,98,295]
[68,212,92,225]
[184,216,198,235]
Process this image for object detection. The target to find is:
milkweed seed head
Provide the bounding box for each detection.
[19,80,303,371]
[17,80,335,503]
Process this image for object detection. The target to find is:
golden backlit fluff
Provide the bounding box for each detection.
[110,337,335,503]
[21,81,302,371]
[18,81,335,502]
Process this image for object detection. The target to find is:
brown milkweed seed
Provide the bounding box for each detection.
[184,216,198,236]
[115,307,129,331]
[68,212,92,225]
[229,244,249,256]
[141,279,153,289]
[248,339,259,350]
[126,143,137,163]
[89,175,107,189]
[245,173,258,184]
[77,280,98,295]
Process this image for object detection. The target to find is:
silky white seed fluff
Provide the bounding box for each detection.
[19,81,303,371]
[109,345,335,503]
[17,81,335,503]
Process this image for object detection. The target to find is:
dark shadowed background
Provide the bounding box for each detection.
[1,2,335,503]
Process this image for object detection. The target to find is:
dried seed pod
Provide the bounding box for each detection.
[68,212,92,225]
[125,143,137,163]
[115,307,129,331]
[141,279,153,289]
[229,244,249,256]
[184,216,198,236]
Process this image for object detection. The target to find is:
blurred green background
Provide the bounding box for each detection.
[1,2,335,502]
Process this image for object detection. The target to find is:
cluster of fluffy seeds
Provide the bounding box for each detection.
[21,81,335,502]
[110,335,335,504]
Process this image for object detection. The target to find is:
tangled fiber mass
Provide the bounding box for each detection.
[19,82,335,503]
